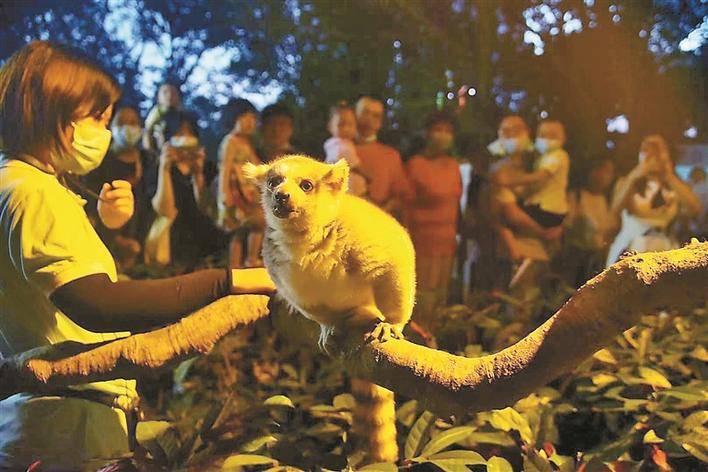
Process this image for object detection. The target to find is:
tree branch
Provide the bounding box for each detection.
[1,242,705,419]
[344,240,708,416]
[0,295,270,401]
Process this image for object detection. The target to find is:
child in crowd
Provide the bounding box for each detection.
[564,158,617,285]
[403,112,462,329]
[217,98,264,268]
[324,101,368,197]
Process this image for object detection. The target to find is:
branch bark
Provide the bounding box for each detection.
[344,240,708,416]
[1,242,706,419]
[0,295,270,401]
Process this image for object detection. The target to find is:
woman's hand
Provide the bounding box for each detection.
[98,180,134,229]
[159,144,179,170]
[230,268,277,295]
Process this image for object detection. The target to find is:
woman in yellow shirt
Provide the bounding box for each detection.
[0,41,275,470]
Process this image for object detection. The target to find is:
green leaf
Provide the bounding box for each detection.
[172,356,198,390]
[638,367,672,388]
[333,393,356,410]
[460,431,516,448]
[591,373,618,387]
[487,456,514,472]
[396,399,418,427]
[357,462,398,471]
[420,427,475,457]
[264,395,294,408]
[240,434,278,453]
[303,422,342,437]
[135,421,181,464]
[593,349,617,364]
[428,459,471,472]
[682,441,708,462]
[404,410,435,459]
[682,410,708,431]
[643,429,664,444]
[428,450,486,464]
[489,407,534,444]
[221,454,277,470]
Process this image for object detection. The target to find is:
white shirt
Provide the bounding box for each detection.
[525,149,570,214]
[0,156,137,467]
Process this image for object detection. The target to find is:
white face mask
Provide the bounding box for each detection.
[53,118,112,175]
[535,138,561,155]
[112,125,142,148]
[169,135,199,148]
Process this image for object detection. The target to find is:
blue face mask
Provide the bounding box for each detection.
[535,138,561,155]
[500,138,519,155]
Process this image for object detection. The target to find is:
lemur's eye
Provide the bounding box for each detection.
[300,180,314,192]
[267,175,283,189]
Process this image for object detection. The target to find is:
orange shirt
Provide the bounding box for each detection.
[404,154,462,256]
[355,141,409,207]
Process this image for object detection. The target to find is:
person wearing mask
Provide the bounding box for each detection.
[354,95,410,217]
[142,82,182,152]
[84,106,149,273]
[258,102,296,163]
[144,110,227,270]
[564,158,617,285]
[217,98,265,268]
[488,116,561,263]
[606,134,702,265]
[324,101,368,197]
[403,112,462,328]
[0,41,275,470]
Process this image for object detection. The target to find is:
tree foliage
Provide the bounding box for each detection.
[1,0,704,164]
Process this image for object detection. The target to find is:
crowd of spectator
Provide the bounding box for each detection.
[80,83,706,328]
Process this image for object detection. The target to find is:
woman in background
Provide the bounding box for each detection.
[403,112,462,329]
[144,110,227,270]
[606,134,702,265]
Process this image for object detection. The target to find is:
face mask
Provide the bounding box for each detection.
[54,118,112,175]
[112,125,142,148]
[638,151,647,164]
[535,138,561,155]
[169,135,199,148]
[500,138,519,155]
[429,132,454,152]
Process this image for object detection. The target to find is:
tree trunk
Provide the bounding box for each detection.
[1,242,706,418]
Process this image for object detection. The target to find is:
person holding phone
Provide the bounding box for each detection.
[144,110,228,270]
[0,41,275,470]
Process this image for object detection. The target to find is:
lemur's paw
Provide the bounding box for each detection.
[365,322,404,343]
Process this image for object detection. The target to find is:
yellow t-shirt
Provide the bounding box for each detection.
[0,156,137,468]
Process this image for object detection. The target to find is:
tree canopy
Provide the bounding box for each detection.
[1,0,705,167]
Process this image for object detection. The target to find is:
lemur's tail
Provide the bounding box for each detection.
[351,377,398,463]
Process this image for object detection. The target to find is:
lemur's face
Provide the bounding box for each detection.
[245,155,349,230]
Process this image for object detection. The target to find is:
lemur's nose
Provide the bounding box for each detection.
[275,191,290,203]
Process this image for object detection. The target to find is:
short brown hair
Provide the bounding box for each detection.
[0,41,120,161]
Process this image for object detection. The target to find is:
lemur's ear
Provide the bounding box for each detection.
[323,159,349,193]
[243,162,270,185]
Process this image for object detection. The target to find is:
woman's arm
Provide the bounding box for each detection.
[610,165,644,216]
[664,171,703,218]
[50,268,275,333]
[151,146,179,220]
